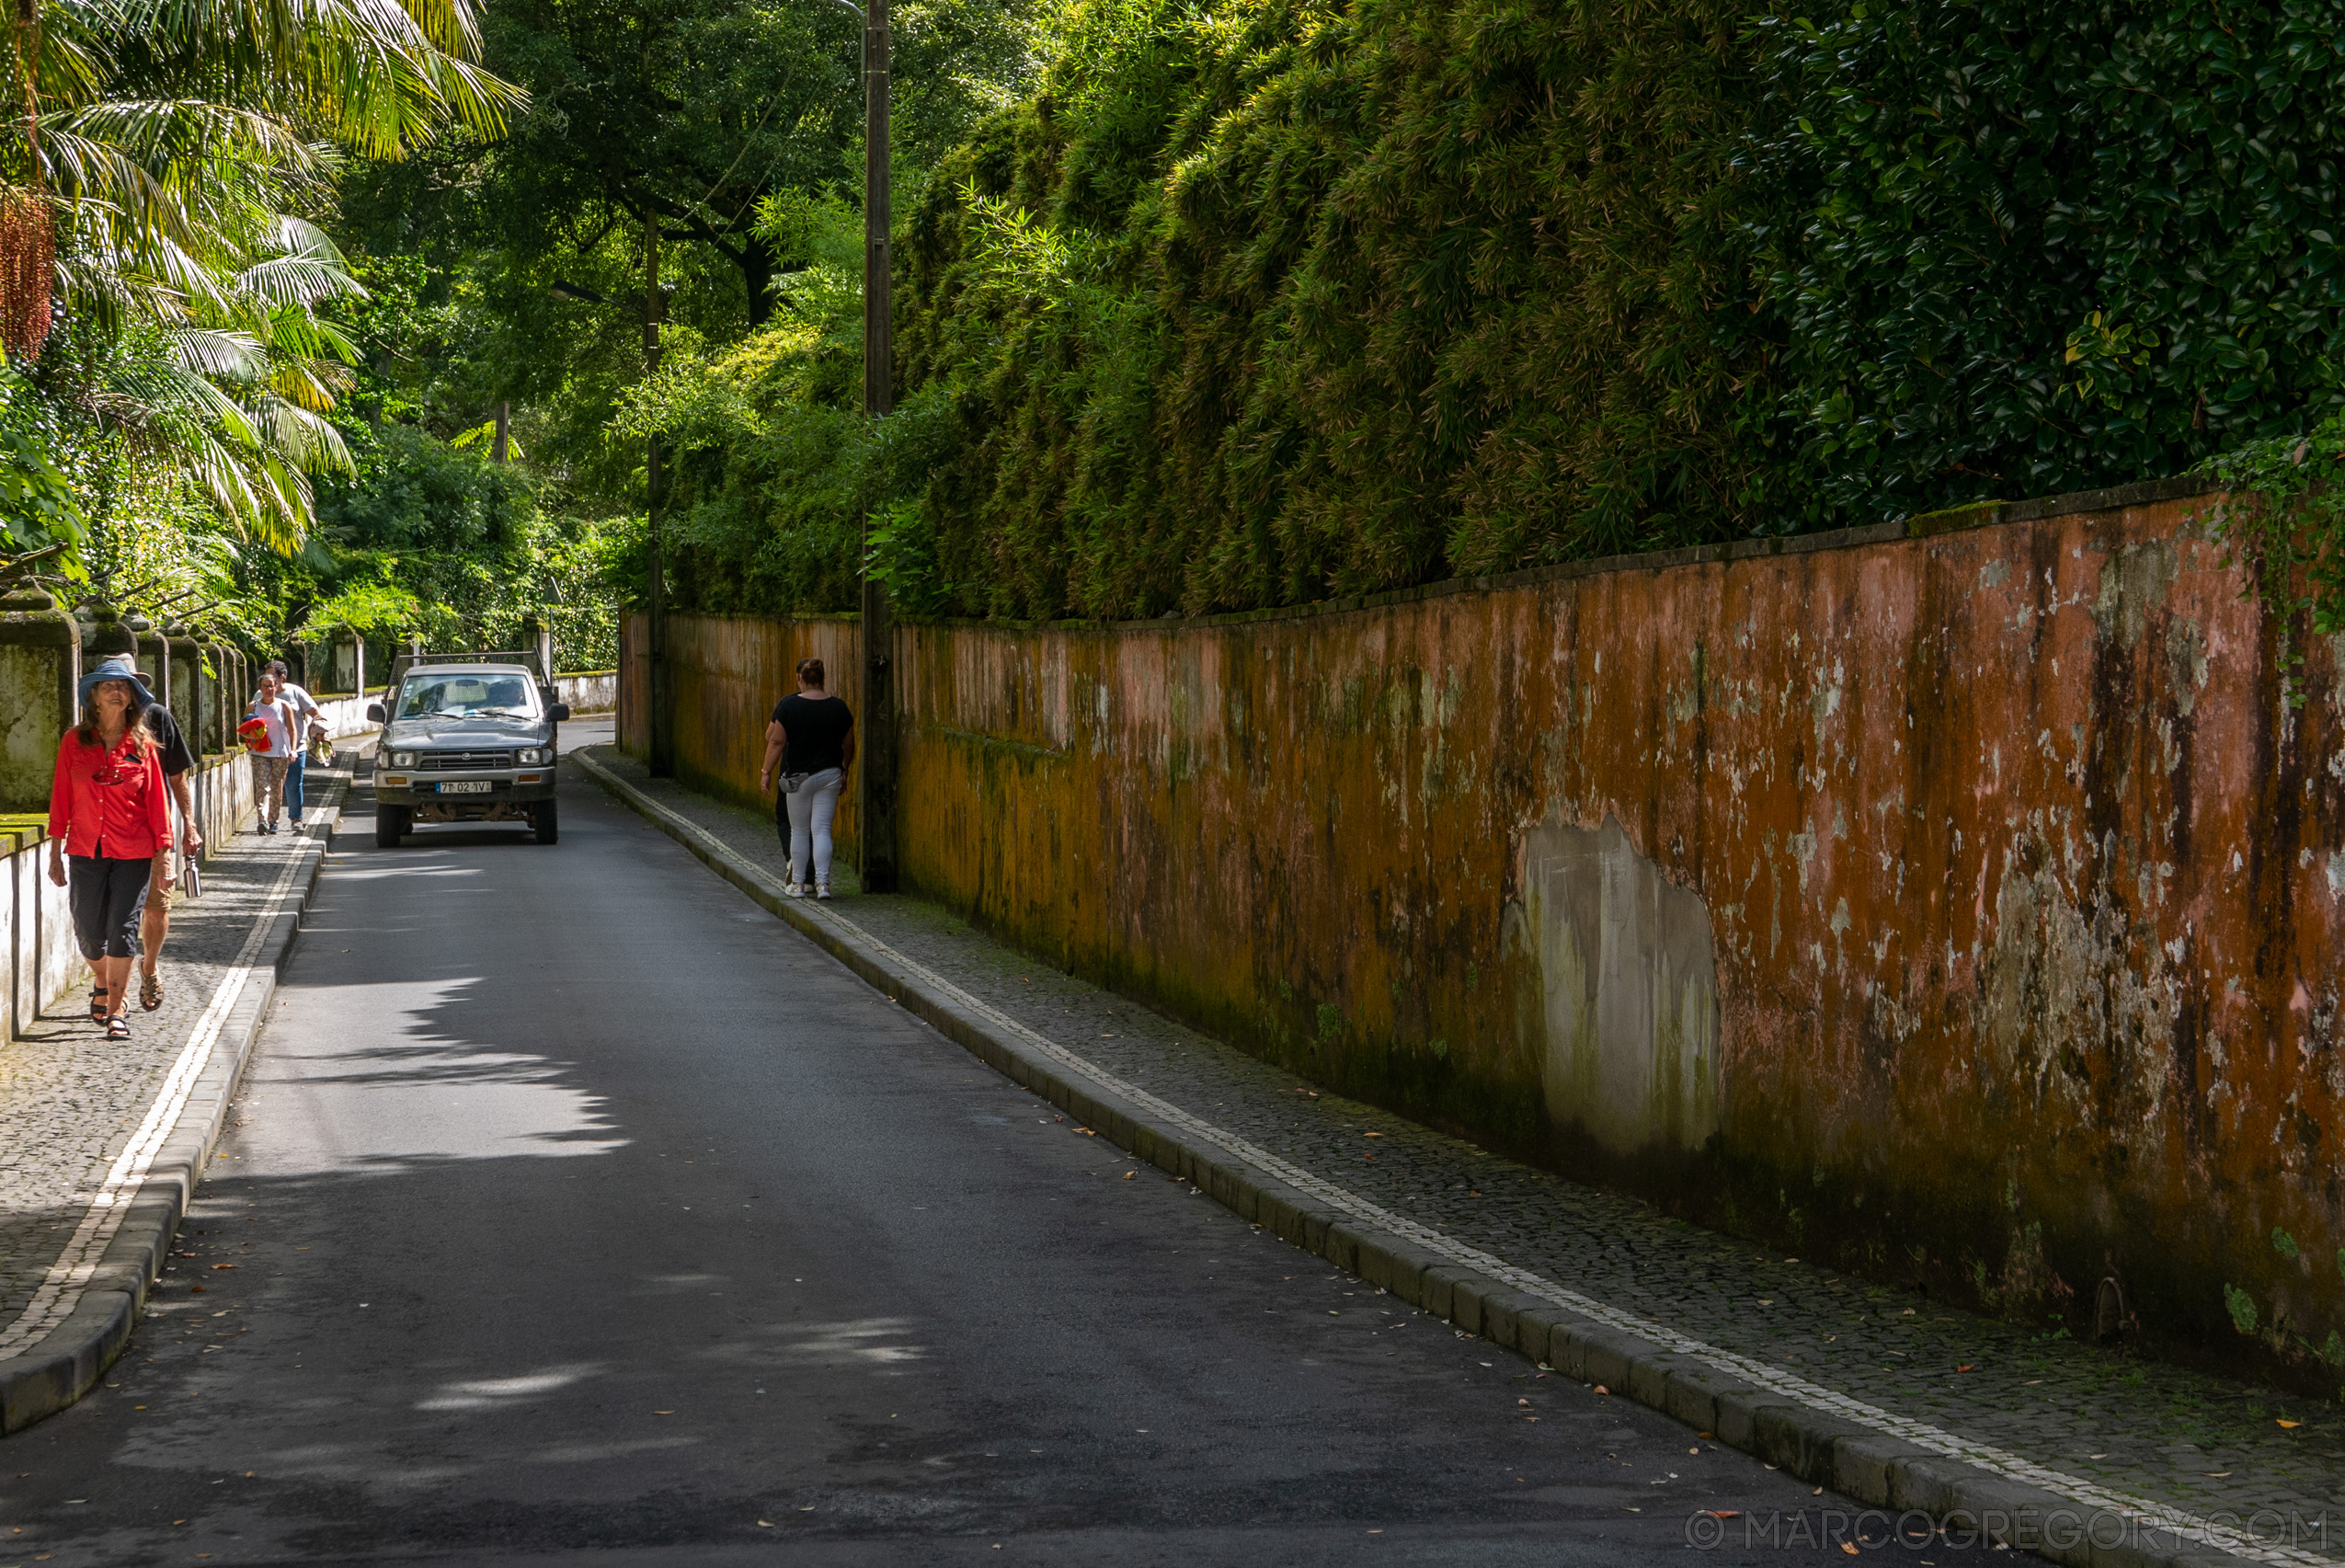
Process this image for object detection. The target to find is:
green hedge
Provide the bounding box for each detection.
[654,0,2345,621]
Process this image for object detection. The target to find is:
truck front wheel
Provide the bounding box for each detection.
[375,806,408,848]
[534,799,559,844]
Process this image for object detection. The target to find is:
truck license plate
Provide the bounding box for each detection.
[437,780,493,795]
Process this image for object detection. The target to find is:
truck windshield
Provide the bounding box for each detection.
[396,674,539,719]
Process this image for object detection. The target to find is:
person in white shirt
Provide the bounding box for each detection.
[264,658,326,826]
[246,671,298,834]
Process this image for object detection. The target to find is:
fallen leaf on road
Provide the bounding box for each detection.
[654,1410,675,1415]
[211,1264,234,1271]
[2204,1471,2231,1478]
[2278,1419,2302,1428]
[1364,1132,1384,1139]
[1842,1543,1860,1556]
[1956,1365,1975,1373]
[1121,1172,1135,1180]
[1701,1510,1742,1519]
[1593,1385,1610,1395]
[757,1521,772,1528]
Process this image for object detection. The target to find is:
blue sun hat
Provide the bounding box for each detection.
[78,653,155,710]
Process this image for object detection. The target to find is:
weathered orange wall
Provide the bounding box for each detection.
[621,612,862,855]
[634,482,2345,1386]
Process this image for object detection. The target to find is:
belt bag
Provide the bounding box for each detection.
[782,765,839,795]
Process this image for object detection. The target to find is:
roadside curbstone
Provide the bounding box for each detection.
[1756,1401,1870,1482]
[1834,1432,1934,1505]
[577,747,2277,1568]
[1714,1388,1801,1453]
[1662,1362,1751,1432]
[1576,1324,1645,1393]
[1888,1453,1975,1516]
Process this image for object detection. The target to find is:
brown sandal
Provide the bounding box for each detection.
[141,970,163,1011]
[90,987,108,1022]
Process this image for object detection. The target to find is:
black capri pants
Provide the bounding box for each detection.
[69,854,153,960]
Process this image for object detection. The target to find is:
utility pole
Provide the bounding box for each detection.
[644,212,674,777]
[857,0,897,891]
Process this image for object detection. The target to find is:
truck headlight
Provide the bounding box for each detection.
[390,750,416,768]
[517,747,552,765]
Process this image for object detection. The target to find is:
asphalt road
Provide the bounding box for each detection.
[0,731,1872,1566]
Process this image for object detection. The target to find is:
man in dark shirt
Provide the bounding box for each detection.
[135,670,204,1010]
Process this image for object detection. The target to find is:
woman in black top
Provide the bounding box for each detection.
[758,657,855,899]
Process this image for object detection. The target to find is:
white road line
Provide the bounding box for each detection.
[585,748,2317,1568]
[0,788,342,1363]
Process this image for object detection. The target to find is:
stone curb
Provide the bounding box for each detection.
[579,749,2268,1568]
[0,772,347,1435]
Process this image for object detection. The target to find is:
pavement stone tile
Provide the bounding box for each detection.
[589,744,2345,1553]
[0,763,348,1334]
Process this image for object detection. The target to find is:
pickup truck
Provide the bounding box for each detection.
[366,655,572,847]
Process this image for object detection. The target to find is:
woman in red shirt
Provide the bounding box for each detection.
[48,654,177,1040]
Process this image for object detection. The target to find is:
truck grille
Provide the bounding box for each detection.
[413,750,516,772]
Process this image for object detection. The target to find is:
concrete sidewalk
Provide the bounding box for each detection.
[579,743,2341,1568]
[0,757,349,1431]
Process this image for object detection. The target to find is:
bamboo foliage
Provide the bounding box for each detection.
[871,0,2345,619]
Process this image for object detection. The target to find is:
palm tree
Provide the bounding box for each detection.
[0,0,524,552]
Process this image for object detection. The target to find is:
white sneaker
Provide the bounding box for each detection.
[782,881,803,898]
[816,881,831,901]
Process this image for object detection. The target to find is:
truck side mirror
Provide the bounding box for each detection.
[366,703,386,723]
[548,703,572,723]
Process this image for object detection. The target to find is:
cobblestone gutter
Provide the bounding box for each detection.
[584,744,2344,1568]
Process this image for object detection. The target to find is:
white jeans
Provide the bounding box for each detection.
[783,768,842,887]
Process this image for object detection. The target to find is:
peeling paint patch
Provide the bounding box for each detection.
[2093,541,2179,651]
[1523,815,1722,1158]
